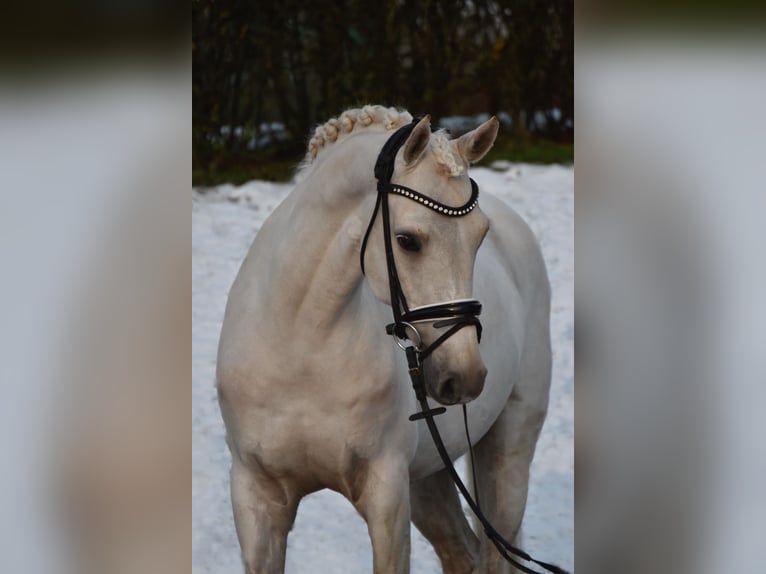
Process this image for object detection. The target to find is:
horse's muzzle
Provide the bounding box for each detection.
[431,364,487,405]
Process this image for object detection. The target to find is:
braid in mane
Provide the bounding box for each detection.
[299,105,468,179]
[304,105,413,164]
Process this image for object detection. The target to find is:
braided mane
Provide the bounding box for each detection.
[304,105,412,163]
[302,105,466,177]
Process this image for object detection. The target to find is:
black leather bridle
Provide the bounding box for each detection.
[360,118,484,420]
[359,118,569,574]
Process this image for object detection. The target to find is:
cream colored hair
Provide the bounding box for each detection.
[303,105,466,177]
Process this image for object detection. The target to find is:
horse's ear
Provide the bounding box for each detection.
[455,116,500,163]
[403,115,432,166]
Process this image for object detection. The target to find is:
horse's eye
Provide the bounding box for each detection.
[396,234,421,252]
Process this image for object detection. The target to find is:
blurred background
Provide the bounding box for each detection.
[192,0,573,184]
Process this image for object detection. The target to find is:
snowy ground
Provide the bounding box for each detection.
[192,163,573,573]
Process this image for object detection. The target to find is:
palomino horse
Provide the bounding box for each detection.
[217,106,552,574]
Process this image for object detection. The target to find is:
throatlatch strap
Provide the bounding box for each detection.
[359,192,380,275]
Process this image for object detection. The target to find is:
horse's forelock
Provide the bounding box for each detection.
[429,130,466,178]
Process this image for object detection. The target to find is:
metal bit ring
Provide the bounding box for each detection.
[393,321,422,351]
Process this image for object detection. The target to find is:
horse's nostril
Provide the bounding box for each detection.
[439,377,457,404]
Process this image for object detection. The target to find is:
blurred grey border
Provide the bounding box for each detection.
[0,2,189,572]
[577,34,766,574]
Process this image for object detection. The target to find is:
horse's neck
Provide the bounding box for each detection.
[262,134,385,341]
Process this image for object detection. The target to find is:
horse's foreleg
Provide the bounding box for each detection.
[411,468,480,574]
[352,456,411,574]
[474,308,552,574]
[230,457,299,574]
[472,389,548,574]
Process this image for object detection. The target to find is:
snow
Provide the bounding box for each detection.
[192,163,573,573]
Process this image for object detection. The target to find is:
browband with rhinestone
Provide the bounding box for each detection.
[379,179,480,217]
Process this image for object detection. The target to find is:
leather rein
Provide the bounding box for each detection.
[359,119,569,574]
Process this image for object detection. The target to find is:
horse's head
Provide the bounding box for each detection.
[363,115,499,405]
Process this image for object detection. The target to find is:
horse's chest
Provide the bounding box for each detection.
[225,349,412,469]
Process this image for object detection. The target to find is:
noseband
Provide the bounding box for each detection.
[359,119,484,388]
